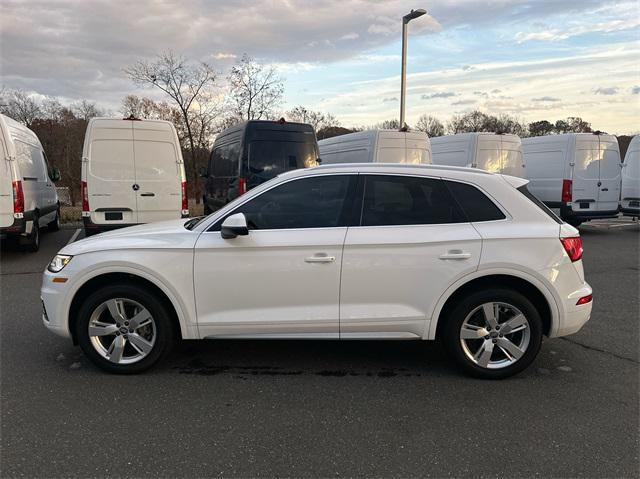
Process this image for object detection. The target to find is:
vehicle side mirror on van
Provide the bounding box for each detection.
[50,167,61,182]
[221,213,249,239]
[198,166,209,178]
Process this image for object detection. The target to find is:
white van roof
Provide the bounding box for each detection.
[522,132,618,146]
[318,129,428,147]
[431,132,520,144]
[0,113,42,152]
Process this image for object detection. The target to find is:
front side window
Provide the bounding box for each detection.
[217,175,354,230]
[361,175,465,226]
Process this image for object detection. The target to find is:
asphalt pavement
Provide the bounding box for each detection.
[1,222,638,478]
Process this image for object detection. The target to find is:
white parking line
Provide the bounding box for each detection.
[66,228,81,245]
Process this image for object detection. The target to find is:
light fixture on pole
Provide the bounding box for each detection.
[400,8,427,130]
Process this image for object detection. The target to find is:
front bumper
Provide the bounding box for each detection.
[41,270,73,339]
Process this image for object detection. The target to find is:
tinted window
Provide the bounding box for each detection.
[247,141,317,186]
[221,175,353,230]
[361,175,465,226]
[210,142,240,177]
[445,181,506,222]
[517,185,562,224]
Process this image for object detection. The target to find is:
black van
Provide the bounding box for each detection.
[203,120,319,213]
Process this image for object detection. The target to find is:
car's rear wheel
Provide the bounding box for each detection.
[75,284,175,373]
[442,288,543,379]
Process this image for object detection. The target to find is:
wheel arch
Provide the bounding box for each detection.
[429,271,559,340]
[67,270,192,344]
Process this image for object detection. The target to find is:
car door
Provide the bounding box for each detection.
[596,137,621,212]
[340,174,482,338]
[193,174,357,338]
[572,136,600,213]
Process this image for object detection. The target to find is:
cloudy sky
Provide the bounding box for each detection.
[1,0,639,133]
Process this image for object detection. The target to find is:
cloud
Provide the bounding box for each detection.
[593,87,619,95]
[382,97,398,103]
[421,91,456,100]
[515,15,640,43]
[461,65,474,71]
[631,86,640,95]
[212,52,236,60]
[452,99,477,106]
[473,91,488,98]
[532,96,561,102]
[340,32,359,41]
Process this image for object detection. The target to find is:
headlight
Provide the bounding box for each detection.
[48,255,73,273]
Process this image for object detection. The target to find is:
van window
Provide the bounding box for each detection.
[361,175,465,226]
[90,140,135,181]
[134,141,178,181]
[15,141,44,180]
[477,147,501,172]
[222,175,353,230]
[502,150,522,176]
[210,142,240,177]
[247,141,316,184]
[445,181,506,222]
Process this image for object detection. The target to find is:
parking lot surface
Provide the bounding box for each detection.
[1,222,638,478]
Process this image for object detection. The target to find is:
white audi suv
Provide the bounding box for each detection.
[42,164,592,378]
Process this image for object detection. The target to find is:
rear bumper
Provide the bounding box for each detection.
[559,203,619,221]
[620,207,639,217]
[552,282,593,338]
[0,210,36,237]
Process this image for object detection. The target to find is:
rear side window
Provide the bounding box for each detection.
[15,141,44,180]
[361,175,465,226]
[517,184,562,224]
[445,181,506,222]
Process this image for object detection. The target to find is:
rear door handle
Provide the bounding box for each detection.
[305,254,336,264]
[439,251,472,260]
[140,192,155,197]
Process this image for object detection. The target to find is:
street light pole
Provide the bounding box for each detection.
[400,8,427,130]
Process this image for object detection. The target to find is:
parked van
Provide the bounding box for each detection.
[82,118,188,234]
[318,129,432,165]
[0,114,60,251]
[620,135,639,218]
[203,120,318,214]
[431,133,525,177]
[522,133,621,226]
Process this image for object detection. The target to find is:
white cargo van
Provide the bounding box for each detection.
[431,133,525,177]
[522,133,621,226]
[82,118,188,235]
[620,135,639,218]
[318,130,431,165]
[0,113,60,251]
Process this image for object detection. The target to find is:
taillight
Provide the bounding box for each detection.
[561,236,583,262]
[561,179,572,203]
[12,180,24,215]
[81,181,89,213]
[576,294,593,305]
[238,177,246,196]
[181,180,189,216]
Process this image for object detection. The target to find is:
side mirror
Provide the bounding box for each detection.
[51,168,61,182]
[221,213,249,239]
[198,166,209,178]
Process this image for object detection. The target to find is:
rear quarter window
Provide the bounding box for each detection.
[445,181,506,222]
[517,184,563,224]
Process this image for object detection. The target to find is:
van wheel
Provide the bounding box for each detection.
[21,216,40,252]
[48,207,60,232]
[441,288,543,379]
[75,284,175,374]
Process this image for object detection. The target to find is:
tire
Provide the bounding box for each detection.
[441,288,543,379]
[21,215,40,252]
[48,207,60,232]
[75,283,175,374]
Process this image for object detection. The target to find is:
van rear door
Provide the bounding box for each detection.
[0,129,14,228]
[132,121,183,223]
[475,135,501,172]
[500,135,525,177]
[572,136,600,213]
[87,121,138,225]
[596,137,621,212]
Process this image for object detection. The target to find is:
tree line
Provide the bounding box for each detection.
[1,50,633,205]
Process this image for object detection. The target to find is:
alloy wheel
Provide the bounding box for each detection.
[88,298,156,364]
[459,302,531,369]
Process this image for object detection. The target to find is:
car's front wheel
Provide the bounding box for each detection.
[75,284,175,373]
[442,288,543,379]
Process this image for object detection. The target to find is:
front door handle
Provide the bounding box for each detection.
[305,254,336,264]
[439,251,472,260]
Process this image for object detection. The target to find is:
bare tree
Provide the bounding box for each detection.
[447,110,526,135]
[286,105,341,132]
[0,89,42,127]
[125,50,218,201]
[72,99,103,121]
[227,54,284,121]
[415,114,444,137]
